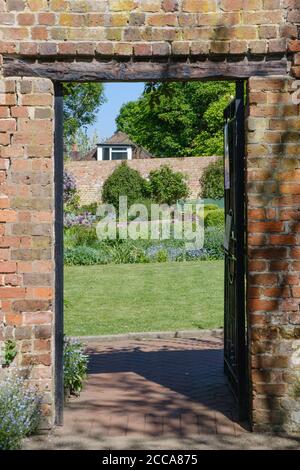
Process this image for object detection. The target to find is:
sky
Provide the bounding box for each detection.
[86,82,145,142]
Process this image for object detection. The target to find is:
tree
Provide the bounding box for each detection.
[74,129,100,156]
[116,81,234,157]
[63,83,106,151]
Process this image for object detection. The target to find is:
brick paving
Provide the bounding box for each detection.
[24,335,300,450]
[59,336,246,439]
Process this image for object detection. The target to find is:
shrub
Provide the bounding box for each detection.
[64,170,80,211]
[148,165,189,205]
[64,225,98,248]
[205,209,225,229]
[204,203,219,211]
[79,202,98,215]
[203,227,224,259]
[102,162,148,210]
[128,198,153,221]
[0,371,41,450]
[200,159,224,200]
[64,246,109,265]
[64,338,88,396]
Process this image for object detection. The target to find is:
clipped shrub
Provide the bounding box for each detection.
[148,165,189,205]
[102,162,148,210]
[64,338,88,397]
[200,159,224,200]
[204,203,219,211]
[0,371,41,450]
[204,208,225,228]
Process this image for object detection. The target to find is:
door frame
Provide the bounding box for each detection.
[53,78,250,426]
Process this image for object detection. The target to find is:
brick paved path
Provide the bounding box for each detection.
[24,335,300,449]
[59,336,246,439]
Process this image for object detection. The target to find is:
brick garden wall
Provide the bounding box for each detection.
[247,76,300,432]
[66,156,220,205]
[0,77,54,427]
[0,0,296,59]
[0,0,300,433]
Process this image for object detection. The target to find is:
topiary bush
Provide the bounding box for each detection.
[204,203,219,211]
[200,159,224,200]
[102,162,148,210]
[204,208,225,228]
[148,165,189,205]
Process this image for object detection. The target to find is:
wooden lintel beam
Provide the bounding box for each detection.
[3,57,288,82]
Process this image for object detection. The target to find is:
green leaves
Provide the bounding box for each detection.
[200,159,224,200]
[116,81,234,157]
[148,165,189,205]
[102,161,149,210]
[63,82,106,149]
[3,340,17,367]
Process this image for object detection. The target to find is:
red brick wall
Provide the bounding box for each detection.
[0,78,54,428]
[247,76,300,432]
[0,0,300,433]
[66,157,220,205]
[0,0,295,59]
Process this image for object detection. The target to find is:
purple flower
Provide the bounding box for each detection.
[64,211,96,228]
[64,171,77,205]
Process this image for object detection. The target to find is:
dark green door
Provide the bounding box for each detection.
[223,82,248,421]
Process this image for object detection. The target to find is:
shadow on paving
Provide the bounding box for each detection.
[24,338,300,449]
[59,338,246,439]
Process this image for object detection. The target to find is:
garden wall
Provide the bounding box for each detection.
[66,156,220,205]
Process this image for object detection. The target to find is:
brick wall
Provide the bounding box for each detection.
[0,0,300,433]
[66,157,220,205]
[0,77,54,428]
[0,0,297,60]
[247,76,300,432]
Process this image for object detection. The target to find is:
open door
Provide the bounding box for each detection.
[223,81,248,421]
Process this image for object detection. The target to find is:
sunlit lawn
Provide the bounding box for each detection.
[64,260,224,336]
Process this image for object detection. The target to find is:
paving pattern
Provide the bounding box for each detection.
[59,336,246,439]
[24,335,300,449]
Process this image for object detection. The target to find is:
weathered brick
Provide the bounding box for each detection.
[0,0,299,435]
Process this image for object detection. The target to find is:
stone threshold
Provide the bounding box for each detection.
[70,328,224,344]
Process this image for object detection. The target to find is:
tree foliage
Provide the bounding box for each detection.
[63,83,106,149]
[116,81,234,157]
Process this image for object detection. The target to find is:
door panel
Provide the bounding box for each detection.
[224,82,248,421]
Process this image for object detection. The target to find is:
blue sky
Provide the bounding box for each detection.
[86,82,145,141]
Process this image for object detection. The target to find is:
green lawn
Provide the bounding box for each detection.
[64,261,224,336]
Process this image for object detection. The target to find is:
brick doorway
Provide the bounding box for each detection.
[54,78,249,433]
